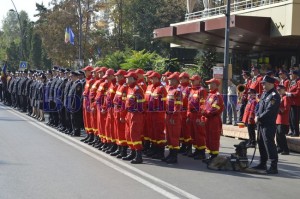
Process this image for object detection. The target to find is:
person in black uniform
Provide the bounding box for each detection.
[47,66,59,126]
[17,71,26,111]
[25,70,34,115]
[37,73,47,121]
[29,73,38,117]
[56,68,68,131]
[67,71,83,136]
[7,72,15,106]
[12,71,21,108]
[253,75,281,174]
[63,69,73,134]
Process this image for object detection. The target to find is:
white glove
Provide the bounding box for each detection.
[286,92,292,97]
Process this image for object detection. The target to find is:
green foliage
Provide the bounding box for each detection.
[95,50,131,70]
[120,50,157,70]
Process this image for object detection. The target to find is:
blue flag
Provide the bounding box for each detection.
[1,62,7,77]
[65,27,75,45]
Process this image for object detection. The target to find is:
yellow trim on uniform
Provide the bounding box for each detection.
[127,94,135,98]
[167,95,174,99]
[161,97,167,101]
[109,89,115,93]
[146,91,152,94]
[200,99,205,103]
[156,140,167,144]
[193,145,206,150]
[116,91,122,95]
[183,137,192,142]
[193,94,198,97]
[175,101,183,105]
[212,104,220,109]
[132,141,142,146]
[137,99,145,103]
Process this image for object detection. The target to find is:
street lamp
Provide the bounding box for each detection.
[9,0,24,61]
[133,34,139,50]
[77,0,83,68]
[222,0,231,124]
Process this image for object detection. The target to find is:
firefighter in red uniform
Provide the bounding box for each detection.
[278,70,290,90]
[276,85,291,155]
[238,71,252,122]
[162,73,182,164]
[142,70,154,153]
[112,70,129,158]
[95,73,110,150]
[242,88,258,148]
[81,66,95,142]
[135,69,147,92]
[187,75,208,160]
[249,67,263,97]
[147,72,168,159]
[84,67,103,145]
[286,70,300,137]
[161,71,172,89]
[102,69,117,154]
[178,72,192,155]
[122,72,146,164]
[203,78,224,163]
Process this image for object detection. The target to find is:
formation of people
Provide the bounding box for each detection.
[1,64,299,175]
[1,66,224,165]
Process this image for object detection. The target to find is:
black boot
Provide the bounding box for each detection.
[84,133,94,143]
[194,149,206,160]
[188,147,199,158]
[252,162,267,170]
[106,143,118,154]
[131,150,143,164]
[267,161,278,174]
[182,144,192,156]
[162,149,173,162]
[89,136,99,145]
[202,154,218,164]
[166,150,178,164]
[142,140,151,154]
[178,143,186,153]
[146,144,156,157]
[117,146,128,159]
[111,145,122,156]
[102,143,112,152]
[151,147,165,159]
[122,149,136,161]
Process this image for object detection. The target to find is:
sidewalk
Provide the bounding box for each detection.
[222,124,300,153]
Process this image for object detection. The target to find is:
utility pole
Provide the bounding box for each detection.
[222,0,230,124]
[10,0,24,61]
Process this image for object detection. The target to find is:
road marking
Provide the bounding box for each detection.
[6,107,200,199]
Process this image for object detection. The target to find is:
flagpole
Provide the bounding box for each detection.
[77,0,83,68]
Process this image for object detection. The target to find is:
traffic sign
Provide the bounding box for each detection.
[19,61,28,69]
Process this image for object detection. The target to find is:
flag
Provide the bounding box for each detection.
[1,62,7,78]
[65,27,75,45]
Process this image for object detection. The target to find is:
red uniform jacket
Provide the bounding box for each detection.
[82,77,95,106]
[103,81,117,110]
[178,82,191,111]
[187,86,208,117]
[94,81,109,109]
[280,78,290,90]
[144,84,154,110]
[138,79,147,93]
[250,75,263,96]
[288,78,300,106]
[148,83,167,112]
[126,83,145,113]
[203,89,224,118]
[166,86,182,113]
[276,95,291,125]
[241,78,252,103]
[242,97,257,125]
[113,80,128,118]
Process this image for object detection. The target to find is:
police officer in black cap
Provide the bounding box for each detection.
[67,71,83,136]
[48,66,59,126]
[63,69,73,134]
[253,75,281,174]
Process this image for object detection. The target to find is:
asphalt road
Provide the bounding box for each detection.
[0,103,300,199]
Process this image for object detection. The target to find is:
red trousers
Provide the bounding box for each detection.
[90,109,98,135]
[189,113,206,150]
[83,98,93,134]
[97,104,107,142]
[149,112,166,147]
[205,115,222,155]
[125,112,144,150]
[142,112,152,141]
[165,113,182,149]
[181,111,192,144]
[105,108,115,143]
[114,109,127,146]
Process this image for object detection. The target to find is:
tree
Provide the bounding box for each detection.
[30,31,42,68]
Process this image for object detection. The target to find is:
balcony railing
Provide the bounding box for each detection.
[185,0,289,21]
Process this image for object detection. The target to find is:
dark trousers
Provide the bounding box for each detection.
[258,124,278,164]
[289,106,300,136]
[65,109,72,131]
[238,100,247,122]
[247,123,256,143]
[71,110,82,135]
[276,124,289,152]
